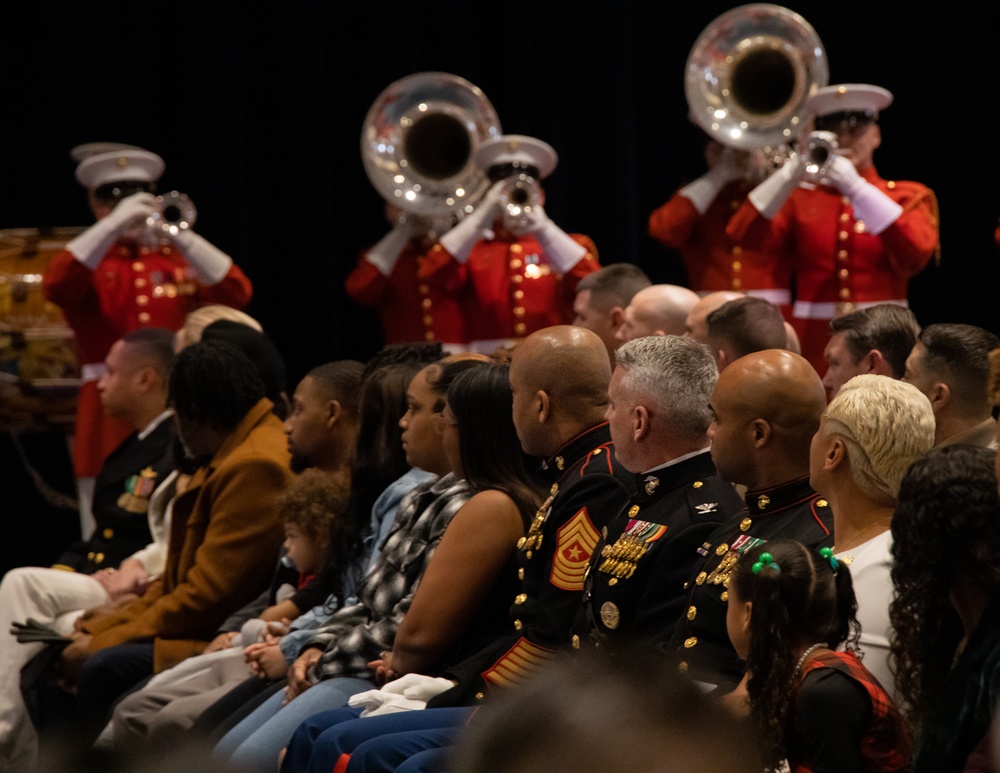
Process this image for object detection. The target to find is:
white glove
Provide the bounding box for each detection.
[439,181,504,263]
[170,229,234,284]
[521,205,587,273]
[679,149,740,215]
[826,155,902,235]
[66,192,156,269]
[747,153,804,220]
[347,675,454,717]
[365,219,418,276]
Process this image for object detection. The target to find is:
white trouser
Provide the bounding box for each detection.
[0,567,109,773]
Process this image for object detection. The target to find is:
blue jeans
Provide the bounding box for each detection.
[283,706,473,773]
[213,676,373,773]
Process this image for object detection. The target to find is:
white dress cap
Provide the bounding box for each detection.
[74,147,165,189]
[473,135,558,179]
[806,84,893,118]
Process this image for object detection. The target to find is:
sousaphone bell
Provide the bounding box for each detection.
[361,72,502,220]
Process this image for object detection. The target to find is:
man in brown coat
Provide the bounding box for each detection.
[57,339,292,749]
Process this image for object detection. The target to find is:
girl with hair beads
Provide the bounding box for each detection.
[726,539,910,772]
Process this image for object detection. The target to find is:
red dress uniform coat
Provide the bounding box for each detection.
[345,239,467,346]
[81,398,290,673]
[727,166,938,373]
[419,233,599,352]
[649,180,792,309]
[42,240,253,476]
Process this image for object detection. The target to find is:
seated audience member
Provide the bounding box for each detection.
[98,361,365,749]
[669,349,834,688]
[890,445,1000,772]
[172,304,263,352]
[50,340,292,750]
[728,540,910,773]
[704,296,788,370]
[821,304,920,400]
[684,290,744,344]
[0,328,176,772]
[284,361,365,478]
[571,264,651,360]
[449,649,764,773]
[375,363,542,679]
[209,357,493,772]
[812,374,934,692]
[687,291,802,357]
[201,319,291,419]
[613,284,700,345]
[902,323,1000,447]
[577,335,743,649]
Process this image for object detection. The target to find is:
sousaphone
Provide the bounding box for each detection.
[685,4,828,151]
[361,72,502,219]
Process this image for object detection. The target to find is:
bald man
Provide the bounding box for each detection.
[430,325,632,706]
[614,284,699,344]
[667,349,835,689]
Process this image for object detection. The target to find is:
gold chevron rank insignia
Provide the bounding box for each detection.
[549,508,600,591]
[483,637,556,689]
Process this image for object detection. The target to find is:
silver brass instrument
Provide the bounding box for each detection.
[685,4,828,153]
[802,130,838,181]
[361,72,502,219]
[499,173,541,230]
[146,191,196,236]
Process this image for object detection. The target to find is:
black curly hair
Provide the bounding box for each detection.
[730,539,860,771]
[889,444,1000,735]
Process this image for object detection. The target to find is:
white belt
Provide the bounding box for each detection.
[81,363,107,383]
[793,299,908,320]
[697,288,791,305]
[745,288,791,305]
[468,338,517,355]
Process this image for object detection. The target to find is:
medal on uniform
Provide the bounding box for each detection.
[600,602,620,630]
[598,517,667,580]
[706,534,765,585]
[117,467,158,514]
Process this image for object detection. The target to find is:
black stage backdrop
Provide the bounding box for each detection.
[1,1,995,385]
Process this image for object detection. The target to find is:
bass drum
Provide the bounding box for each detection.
[0,227,84,431]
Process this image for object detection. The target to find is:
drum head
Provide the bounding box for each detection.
[0,228,84,430]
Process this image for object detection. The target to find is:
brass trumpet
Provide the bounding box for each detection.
[146,191,197,236]
[802,130,838,181]
[498,173,541,230]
